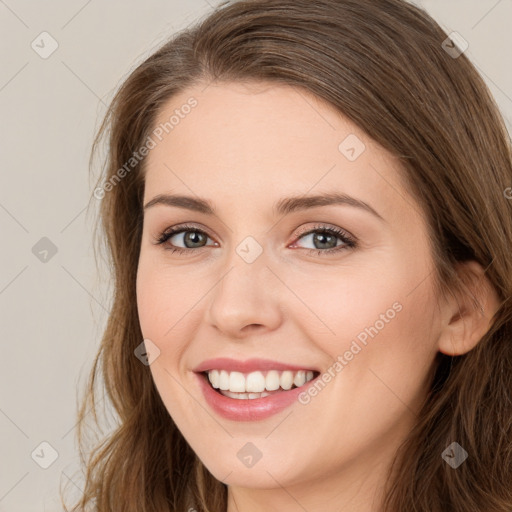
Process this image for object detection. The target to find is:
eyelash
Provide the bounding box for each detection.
[153,223,357,256]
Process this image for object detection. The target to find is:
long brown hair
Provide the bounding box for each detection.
[63,0,512,510]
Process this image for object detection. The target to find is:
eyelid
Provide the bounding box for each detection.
[154,223,217,246]
[290,223,357,250]
[294,222,355,240]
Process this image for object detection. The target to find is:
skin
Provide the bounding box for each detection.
[136,81,499,511]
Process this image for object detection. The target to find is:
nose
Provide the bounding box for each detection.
[204,248,283,339]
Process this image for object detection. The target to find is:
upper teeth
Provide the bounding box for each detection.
[207,369,315,393]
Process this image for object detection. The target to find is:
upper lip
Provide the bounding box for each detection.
[193,357,319,374]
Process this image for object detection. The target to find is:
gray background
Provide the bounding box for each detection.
[0,0,511,510]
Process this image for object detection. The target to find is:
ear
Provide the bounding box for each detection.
[437,260,501,356]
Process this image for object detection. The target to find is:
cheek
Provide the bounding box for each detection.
[289,277,438,460]
[135,257,212,420]
[136,257,203,346]
[287,252,439,397]
[278,260,415,355]
[135,261,198,414]
[329,277,438,425]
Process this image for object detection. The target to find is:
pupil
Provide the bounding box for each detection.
[315,232,336,249]
[185,231,205,248]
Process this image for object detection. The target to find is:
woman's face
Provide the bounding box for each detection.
[136,81,443,499]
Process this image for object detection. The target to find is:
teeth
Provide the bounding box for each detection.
[247,371,266,392]
[293,370,306,387]
[229,371,246,392]
[207,369,316,394]
[266,370,280,391]
[280,370,294,390]
[219,370,229,390]
[221,390,271,399]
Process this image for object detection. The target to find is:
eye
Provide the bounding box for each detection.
[153,224,218,254]
[153,223,357,256]
[290,224,357,255]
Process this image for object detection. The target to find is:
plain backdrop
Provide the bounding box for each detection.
[0,0,511,510]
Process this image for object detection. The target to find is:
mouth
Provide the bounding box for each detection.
[200,369,321,400]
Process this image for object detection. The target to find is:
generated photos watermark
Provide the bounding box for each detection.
[298,301,403,404]
[94,97,198,200]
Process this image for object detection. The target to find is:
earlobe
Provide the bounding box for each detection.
[437,260,501,356]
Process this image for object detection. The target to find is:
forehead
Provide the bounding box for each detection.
[142,81,418,226]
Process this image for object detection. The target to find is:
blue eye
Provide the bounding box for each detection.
[154,224,217,255]
[153,223,357,256]
[291,224,357,255]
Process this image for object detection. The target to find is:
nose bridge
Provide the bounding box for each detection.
[218,230,269,285]
[205,234,283,336]
[215,234,271,305]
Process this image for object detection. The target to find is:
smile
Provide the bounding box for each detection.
[193,357,321,420]
[205,369,317,399]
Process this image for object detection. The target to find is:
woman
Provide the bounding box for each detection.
[66,0,512,510]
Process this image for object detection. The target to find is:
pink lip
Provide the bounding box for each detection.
[194,371,318,421]
[193,357,317,373]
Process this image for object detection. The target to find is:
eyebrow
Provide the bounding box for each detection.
[143,192,385,222]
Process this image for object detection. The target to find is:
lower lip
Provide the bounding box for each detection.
[195,372,315,421]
